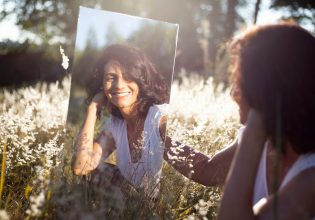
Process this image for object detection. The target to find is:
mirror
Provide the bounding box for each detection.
[66,6,178,217]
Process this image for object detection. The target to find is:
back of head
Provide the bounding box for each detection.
[231,23,315,154]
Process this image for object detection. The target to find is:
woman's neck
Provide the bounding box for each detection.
[125,116,143,130]
[120,109,144,130]
[119,105,138,121]
[266,141,299,194]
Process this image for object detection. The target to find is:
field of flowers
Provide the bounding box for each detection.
[0,70,240,219]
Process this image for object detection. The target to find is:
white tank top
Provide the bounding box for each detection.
[253,141,315,219]
[103,104,168,196]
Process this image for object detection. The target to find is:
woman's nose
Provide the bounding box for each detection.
[114,76,127,89]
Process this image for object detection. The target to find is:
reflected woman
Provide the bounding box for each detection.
[72,44,169,197]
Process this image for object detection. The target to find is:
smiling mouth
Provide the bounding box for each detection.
[111,91,131,97]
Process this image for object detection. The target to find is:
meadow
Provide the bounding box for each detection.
[0,70,240,219]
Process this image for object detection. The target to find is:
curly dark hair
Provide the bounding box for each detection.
[230,22,315,154]
[85,44,168,119]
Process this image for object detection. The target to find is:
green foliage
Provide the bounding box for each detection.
[128,21,178,83]
[271,0,315,10]
[271,0,315,32]
[1,0,247,83]
[2,0,315,86]
[105,22,125,45]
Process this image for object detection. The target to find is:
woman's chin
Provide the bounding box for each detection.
[115,103,137,115]
[111,99,131,108]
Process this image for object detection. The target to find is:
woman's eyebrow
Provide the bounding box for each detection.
[104,71,116,76]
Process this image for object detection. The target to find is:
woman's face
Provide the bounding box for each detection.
[103,60,139,114]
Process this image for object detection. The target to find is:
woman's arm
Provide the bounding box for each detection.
[218,109,266,220]
[160,116,236,187]
[72,93,115,175]
[255,168,315,220]
[219,110,315,220]
[164,137,236,187]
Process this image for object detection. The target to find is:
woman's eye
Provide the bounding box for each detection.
[122,74,133,82]
[104,75,115,82]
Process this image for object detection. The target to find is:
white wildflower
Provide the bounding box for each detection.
[26,191,45,217]
[186,214,196,220]
[0,77,70,170]
[60,45,69,70]
[0,210,9,220]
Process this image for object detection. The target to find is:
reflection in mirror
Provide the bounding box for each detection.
[66,6,178,217]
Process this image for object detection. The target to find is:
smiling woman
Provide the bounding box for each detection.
[103,60,140,115]
[87,44,168,119]
[71,44,169,197]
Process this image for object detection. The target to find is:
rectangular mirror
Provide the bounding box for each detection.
[65,6,178,217]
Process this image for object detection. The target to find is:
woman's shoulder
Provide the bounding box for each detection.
[279,167,315,219]
[145,104,168,135]
[253,166,315,219]
[281,151,315,188]
[149,103,169,116]
[255,154,315,219]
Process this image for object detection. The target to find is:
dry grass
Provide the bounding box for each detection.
[0,71,240,219]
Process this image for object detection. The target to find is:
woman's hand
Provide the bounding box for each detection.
[218,108,267,220]
[89,92,106,117]
[72,92,106,175]
[242,109,267,148]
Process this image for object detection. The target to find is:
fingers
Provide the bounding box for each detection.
[92,92,105,104]
[246,109,265,130]
[90,92,106,115]
[242,109,267,144]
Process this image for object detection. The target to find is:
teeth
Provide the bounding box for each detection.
[113,92,130,97]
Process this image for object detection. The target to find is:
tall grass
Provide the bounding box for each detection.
[0,142,6,208]
[0,71,240,219]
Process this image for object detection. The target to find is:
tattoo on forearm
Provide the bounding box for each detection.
[75,132,90,152]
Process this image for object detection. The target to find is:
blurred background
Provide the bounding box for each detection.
[1,0,314,87]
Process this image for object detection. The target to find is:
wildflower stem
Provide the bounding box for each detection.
[4,190,11,210]
[0,142,7,208]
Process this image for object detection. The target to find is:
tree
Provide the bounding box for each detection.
[271,0,315,32]
[0,1,242,64]
[85,26,98,51]
[0,0,247,84]
[105,22,125,45]
[128,21,178,83]
[253,0,262,24]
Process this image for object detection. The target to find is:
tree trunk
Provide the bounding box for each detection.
[225,0,238,39]
[253,0,261,24]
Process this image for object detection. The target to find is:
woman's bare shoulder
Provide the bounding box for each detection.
[256,167,315,220]
[158,115,167,140]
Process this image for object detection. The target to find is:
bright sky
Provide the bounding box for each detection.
[0,16,21,42]
[0,0,312,43]
[240,0,283,24]
[75,7,141,49]
[75,6,166,50]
